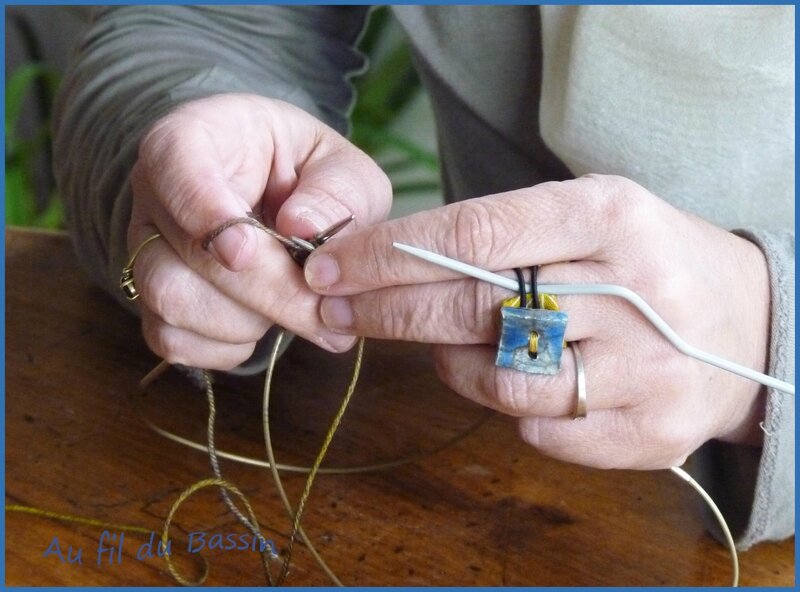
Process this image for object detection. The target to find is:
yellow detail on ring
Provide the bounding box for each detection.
[529,331,539,356]
[501,293,566,351]
[502,293,560,311]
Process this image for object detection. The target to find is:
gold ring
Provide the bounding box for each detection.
[120,233,162,301]
[571,342,587,419]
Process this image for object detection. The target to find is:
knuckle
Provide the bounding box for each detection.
[369,170,393,222]
[142,265,191,328]
[357,290,407,339]
[456,281,498,342]
[214,343,257,372]
[455,283,482,341]
[449,201,507,266]
[361,225,402,288]
[652,274,695,329]
[305,140,375,215]
[313,170,356,207]
[623,265,658,300]
[432,346,456,387]
[518,418,542,449]
[261,283,302,327]
[296,165,386,229]
[577,174,650,247]
[144,322,184,365]
[247,318,274,343]
[219,320,270,348]
[591,175,629,223]
[648,346,687,386]
[380,305,408,340]
[143,317,255,370]
[373,166,393,203]
[346,145,393,220]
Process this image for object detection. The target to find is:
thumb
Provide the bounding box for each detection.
[136,119,264,271]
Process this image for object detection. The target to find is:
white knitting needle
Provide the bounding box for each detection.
[392,241,794,396]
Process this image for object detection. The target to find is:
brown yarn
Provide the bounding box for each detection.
[201,215,294,250]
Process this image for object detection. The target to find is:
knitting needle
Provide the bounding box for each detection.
[391,241,794,396]
[288,214,355,265]
[392,242,563,294]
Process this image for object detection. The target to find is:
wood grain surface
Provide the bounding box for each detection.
[5,228,794,586]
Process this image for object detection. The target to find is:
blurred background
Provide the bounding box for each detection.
[5,5,443,230]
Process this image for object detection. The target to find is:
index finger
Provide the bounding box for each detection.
[304,175,617,296]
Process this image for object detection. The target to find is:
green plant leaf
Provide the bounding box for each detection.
[352,122,439,171]
[352,42,417,128]
[6,61,64,228]
[392,180,442,196]
[5,166,36,225]
[348,8,442,203]
[357,6,390,57]
[34,193,65,229]
[5,63,59,137]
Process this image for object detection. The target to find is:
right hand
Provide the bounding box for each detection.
[127,93,392,370]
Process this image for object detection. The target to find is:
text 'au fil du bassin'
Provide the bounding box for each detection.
[43,530,278,565]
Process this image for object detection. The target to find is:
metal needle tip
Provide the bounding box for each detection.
[314,214,355,246]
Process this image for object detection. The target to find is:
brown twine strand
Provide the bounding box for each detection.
[6,503,211,585]
[6,327,366,588]
[160,478,263,586]
[8,214,741,587]
[172,217,365,586]
[201,215,294,250]
[200,369,277,585]
[263,331,365,586]
[136,397,493,475]
[131,216,488,585]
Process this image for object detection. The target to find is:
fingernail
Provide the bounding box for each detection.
[209,225,250,269]
[305,253,340,289]
[295,208,328,234]
[319,330,357,353]
[320,297,354,331]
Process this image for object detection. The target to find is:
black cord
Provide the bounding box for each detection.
[530,266,540,309]
[513,268,527,308]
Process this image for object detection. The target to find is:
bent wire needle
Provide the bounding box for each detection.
[392,242,794,396]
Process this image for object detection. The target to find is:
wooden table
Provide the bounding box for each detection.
[5,228,794,586]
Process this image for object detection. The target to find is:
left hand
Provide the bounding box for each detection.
[302,174,770,470]
[124,94,391,370]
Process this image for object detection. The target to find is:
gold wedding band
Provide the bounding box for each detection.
[571,342,587,420]
[120,233,162,301]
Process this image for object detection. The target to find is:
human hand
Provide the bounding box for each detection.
[304,175,769,469]
[127,94,391,370]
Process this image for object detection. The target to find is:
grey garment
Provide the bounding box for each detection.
[693,230,795,550]
[53,5,370,313]
[721,229,794,549]
[394,6,795,550]
[53,5,793,549]
[393,6,572,198]
[538,6,795,232]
